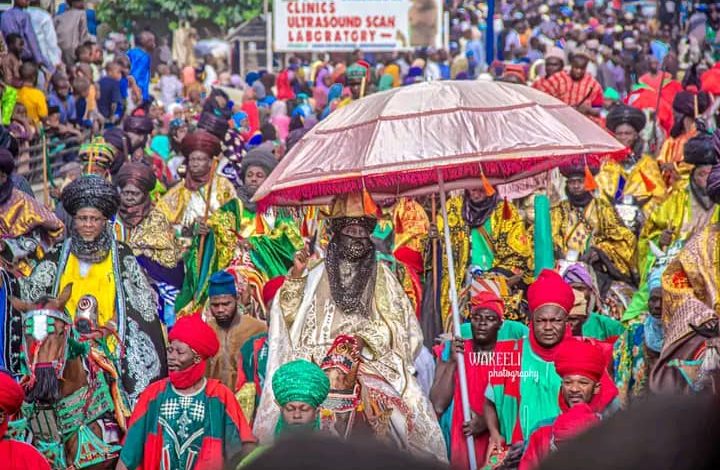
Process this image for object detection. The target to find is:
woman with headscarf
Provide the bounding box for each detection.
[21,175,167,404]
[270,100,290,142]
[113,162,183,321]
[311,67,331,111]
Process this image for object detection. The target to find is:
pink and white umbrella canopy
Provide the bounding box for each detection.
[255,80,626,207]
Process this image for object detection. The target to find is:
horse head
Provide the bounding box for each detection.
[11,283,74,404]
[321,335,361,392]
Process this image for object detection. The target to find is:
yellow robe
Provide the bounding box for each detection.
[596,155,668,215]
[638,187,720,276]
[439,196,531,327]
[657,130,695,190]
[155,176,237,231]
[392,198,429,314]
[59,253,116,327]
[551,198,636,277]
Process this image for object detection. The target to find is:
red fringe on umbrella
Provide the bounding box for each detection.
[256,148,628,210]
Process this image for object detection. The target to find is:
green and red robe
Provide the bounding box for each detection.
[486,336,565,444]
[120,378,256,470]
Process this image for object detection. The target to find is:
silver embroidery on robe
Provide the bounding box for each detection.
[122,256,156,322]
[19,260,57,302]
[125,319,160,404]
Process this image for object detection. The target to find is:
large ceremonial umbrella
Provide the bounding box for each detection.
[255,80,626,468]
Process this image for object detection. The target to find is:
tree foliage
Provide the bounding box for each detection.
[97,0,262,32]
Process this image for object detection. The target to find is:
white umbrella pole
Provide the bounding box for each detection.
[438,171,478,470]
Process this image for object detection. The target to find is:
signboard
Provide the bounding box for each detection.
[273,0,442,52]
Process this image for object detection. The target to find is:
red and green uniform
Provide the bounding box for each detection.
[119,378,255,470]
[486,337,563,444]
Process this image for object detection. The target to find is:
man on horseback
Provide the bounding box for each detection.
[19,175,167,405]
[253,192,446,461]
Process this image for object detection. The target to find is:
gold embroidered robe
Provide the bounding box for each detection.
[113,208,181,269]
[439,196,532,328]
[650,225,720,394]
[253,262,447,461]
[638,187,719,276]
[155,176,237,233]
[551,198,636,277]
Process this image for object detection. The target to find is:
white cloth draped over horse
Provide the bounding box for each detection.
[253,261,447,461]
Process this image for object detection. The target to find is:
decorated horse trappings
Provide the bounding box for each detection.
[9,284,128,470]
[319,335,413,449]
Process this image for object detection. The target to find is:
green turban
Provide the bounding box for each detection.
[272,360,330,408]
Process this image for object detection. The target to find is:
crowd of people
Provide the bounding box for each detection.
[1,0,720,470]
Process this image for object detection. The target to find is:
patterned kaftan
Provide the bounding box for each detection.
[158,386,210,470]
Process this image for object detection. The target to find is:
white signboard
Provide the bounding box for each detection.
[273,0,442,52]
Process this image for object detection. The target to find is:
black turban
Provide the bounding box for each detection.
[240,148,278,180]
[606,105,647,133]
[123,115,154,135]
[0,148,14,175]
[103,128,128,175]
[684,132,718,166]
[180,130,222,158]
[329,216,378,235]
[61,174,120,219]
[672,91,710,118]
[707,164,720,204]
[114,162,157,193]
[559,161,599,178]
[197,112,229,140]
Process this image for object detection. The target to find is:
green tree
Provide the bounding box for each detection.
[97,0,262,32]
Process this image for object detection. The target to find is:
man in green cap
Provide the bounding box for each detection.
[272,359,330,435]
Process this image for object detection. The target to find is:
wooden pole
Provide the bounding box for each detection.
[195,157,219,299]
[438,171,477,470]
[431,193,438,311]
[42,130,49,207]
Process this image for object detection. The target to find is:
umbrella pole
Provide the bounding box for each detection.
[438,172,478,470]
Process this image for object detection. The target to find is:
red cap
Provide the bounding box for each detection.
[528,269,575,314]
[554,337,607,382]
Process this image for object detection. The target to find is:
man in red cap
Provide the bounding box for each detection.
[118,315,256,470]
[517,337,618,470]
[430,290,527,470]
[485,270,574,460]
[518,403,600,470]
[0,369,51,469]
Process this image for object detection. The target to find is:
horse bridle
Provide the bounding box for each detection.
[21,308,72,388]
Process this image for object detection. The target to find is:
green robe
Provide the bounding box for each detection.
[582,312,626,341]
[487,337,562,443]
